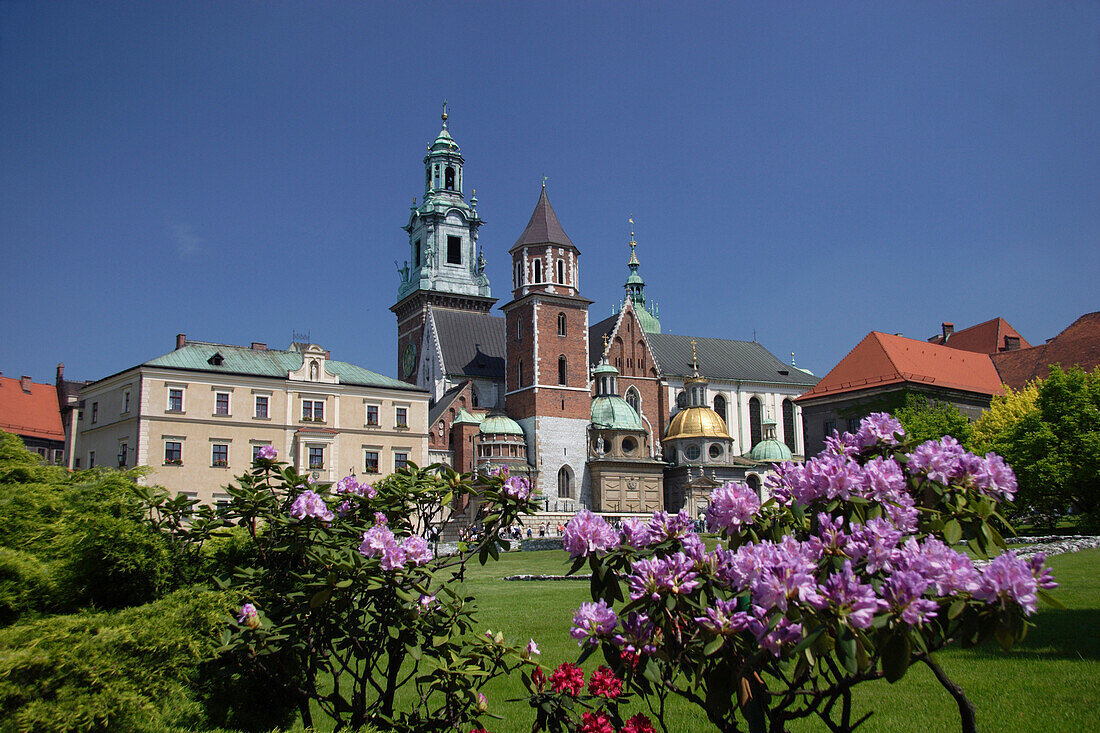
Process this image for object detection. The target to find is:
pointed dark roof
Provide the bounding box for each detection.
[511,188,575,252]
[431,310,507,379]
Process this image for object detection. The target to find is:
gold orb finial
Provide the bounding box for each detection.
[441,99,448,124]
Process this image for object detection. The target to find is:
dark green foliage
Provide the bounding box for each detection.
[0,548,58,624]
[0,587,233,733]
[59,513,173,609]
[894,394,973,445]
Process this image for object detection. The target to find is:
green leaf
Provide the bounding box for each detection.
[835,632,857,675]
[882,630,911,683]
[943,519,962,545]
[1038,589,1065,610]
[703,637,724,656]
[309,588,333,608]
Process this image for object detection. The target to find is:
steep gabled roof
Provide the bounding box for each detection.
[589,313,619,366]
[0,376,64,441]
[646,333,819,387]
[510,188,575,252]
[931,317,1031,354]
[141,342,420,391]
[431,310,506,379]
[797,332,1002,402]
[992,311,1100,390]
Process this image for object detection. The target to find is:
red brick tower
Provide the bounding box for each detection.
[502,186,593,505]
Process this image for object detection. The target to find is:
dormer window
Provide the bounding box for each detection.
[208,352,224,366]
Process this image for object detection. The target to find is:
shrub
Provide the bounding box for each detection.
[0,547,58,625]
[0,587,233,732]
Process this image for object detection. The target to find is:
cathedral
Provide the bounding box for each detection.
[390,109,818,520]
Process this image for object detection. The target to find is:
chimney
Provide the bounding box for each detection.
[941,322,954,340]
[1004,335,1021,351]
[56,363,64,384]
[20,376,32,393]
[175,333,186,350]
[251,342,267,351]
[324,350,330,359]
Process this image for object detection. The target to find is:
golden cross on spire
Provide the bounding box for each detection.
[603,333,610,350]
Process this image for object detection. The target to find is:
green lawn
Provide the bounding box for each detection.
[456,548,1100,733]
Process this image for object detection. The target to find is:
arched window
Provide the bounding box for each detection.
[783,399,796,453]
[472,390,479,407]
[713,395,727,424]
[444,166,455,190]
[749,397,762,447]
[515,261,522,287]
[517,360,524,388]
[557,259,565,284]
[557,312,566,336]
[747,474,761,493]
[558,465,574,499]
[625,387,640,413]
[533,259,542,283]
[558,356,567,386]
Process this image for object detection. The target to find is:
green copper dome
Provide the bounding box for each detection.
[479,413,524,436]
[593,362,619,377]
[591,396,645,431]
[748,438,793,463]
[431,126,460,153]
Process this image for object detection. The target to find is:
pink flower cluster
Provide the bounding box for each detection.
[335,475,377,499]
[570,599,618,646]
[907,436,1017,500]
[255,445,278,461]
[289,489,335,522]
[237,602,260,629]
[501,475,532,501]
[563,510,619,559]
[358,517,434,571]
[705,481,761,533]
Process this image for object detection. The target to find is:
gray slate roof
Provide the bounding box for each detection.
[143,342,421,391]
[511,188,574,252]
[432,310,506,379]
[647,333,818,386]
[589,313,619,364]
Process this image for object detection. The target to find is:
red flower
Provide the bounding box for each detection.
[579,711,614,733]
[587,665,623,698]
[469,729,489,733]
[619,650,640,670]
[531,665,547,690]
[549,662,585,697]
[621,713,657,733]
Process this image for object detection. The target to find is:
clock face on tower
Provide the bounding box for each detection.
[401,342,418,378]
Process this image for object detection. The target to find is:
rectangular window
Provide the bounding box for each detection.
[366,404,379,425]
[168,388,183,412]
[302,399,324,421]
[308,446,324,469]
[91,402,98,423]
[824,420,836,436]
[88,450,95,468]
[395,407,408,428]
[447,235,461,264]
[364,450,379,473]
[255,395,269,418]
[165,441,182,464]
[118,442,127,467]
[414,239,421,268]
[212,443,228,466]
[846,418,860,434]
[123,390,131,413]
[215,392,230,416]
[394,451,408,471]
[252,443,272,462]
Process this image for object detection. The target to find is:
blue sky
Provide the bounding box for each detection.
[1,2,1097,386]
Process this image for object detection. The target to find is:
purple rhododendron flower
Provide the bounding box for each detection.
[823,430,861,458]
[628,553,700,601]
[855,413,905,449]
[1029,553,1058,591]
[380,542,407,571]
[705,482,761,533]
[907,436,968,485]
[402,534,434,566]
[256,445,278,461]
[822,561,886,629]
[237,602,260,629]
[570,599,618,646]
[647,510,693,542]
[759,617,802,656]
[975,552,1040,615]
[883,570,939,625]
[620,517,653,548]
[892,537,981,596]
[337,500,354,517]
[289,489,334,522]
[502,475,532,501]
[848,518,904,574]
[747,537,826,613]
[359,521,396,558]
[695,598,764,638]
[563,510,619,559]
[967,453,1018,501]
[612,611,657,655]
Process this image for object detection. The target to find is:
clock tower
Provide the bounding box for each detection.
[391,105,496,388]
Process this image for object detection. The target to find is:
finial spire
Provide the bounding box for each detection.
[441,99,448,126]
[542,174,548,189]
[690,338,699,375]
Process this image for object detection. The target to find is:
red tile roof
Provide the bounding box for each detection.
[992,311,1100,390]
[796,332,1003,402]
[930,317,1031,354]
[0,376,64,441]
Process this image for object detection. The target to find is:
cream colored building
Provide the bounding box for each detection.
[74,335,429,504]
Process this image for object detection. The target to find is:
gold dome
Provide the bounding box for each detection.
[663,406,732,442]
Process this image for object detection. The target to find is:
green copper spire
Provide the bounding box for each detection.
[623,219,661,334]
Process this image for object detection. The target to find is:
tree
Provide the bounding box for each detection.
[893,393,973,445]
[970,366,1100,528]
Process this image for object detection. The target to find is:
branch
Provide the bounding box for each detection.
[921,654,977,733]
